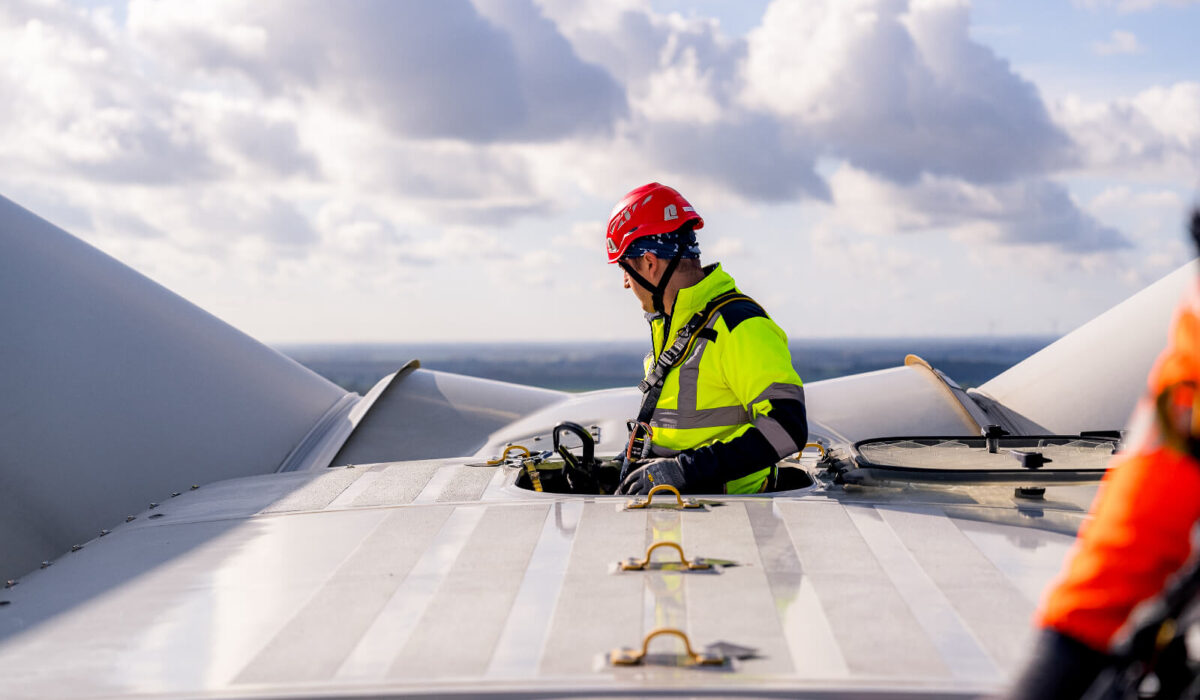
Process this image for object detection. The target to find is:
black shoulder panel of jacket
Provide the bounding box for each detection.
[717,298,768,332]
[679,399,809,490]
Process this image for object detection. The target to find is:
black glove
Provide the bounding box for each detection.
[617,457,688,496]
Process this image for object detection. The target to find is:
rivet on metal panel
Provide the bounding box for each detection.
[40,561,51,569]
[125,516,136,522]
[624,484,703,510]
[171,492,181,497]
[99,529,110,537]
[609,628,724,666]
[190,485,199,490]
[149,502,158,509]
[4,580,17,589]
[70,544,83,552]
[619,541,712,571]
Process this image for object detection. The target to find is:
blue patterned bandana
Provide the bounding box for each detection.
[622,227,701,260]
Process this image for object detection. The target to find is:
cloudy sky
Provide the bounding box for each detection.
[2,0,1198,343]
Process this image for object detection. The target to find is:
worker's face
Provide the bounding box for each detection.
[621,254,661,313]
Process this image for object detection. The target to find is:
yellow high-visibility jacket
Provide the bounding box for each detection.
[642,264,807,493]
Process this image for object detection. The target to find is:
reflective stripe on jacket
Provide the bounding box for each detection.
[643,264,805,494]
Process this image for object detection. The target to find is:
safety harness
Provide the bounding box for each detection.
[623,290,760,471]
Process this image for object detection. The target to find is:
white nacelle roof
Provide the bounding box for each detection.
[0,459,1088,699]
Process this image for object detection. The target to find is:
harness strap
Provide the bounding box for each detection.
[635,291,759,426]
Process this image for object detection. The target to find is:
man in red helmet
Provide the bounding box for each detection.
[606,183,808,495]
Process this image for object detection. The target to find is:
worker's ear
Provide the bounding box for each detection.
[640,252,660,275]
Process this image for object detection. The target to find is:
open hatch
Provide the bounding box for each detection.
[505,421,815,495]
[844,432,1119,485]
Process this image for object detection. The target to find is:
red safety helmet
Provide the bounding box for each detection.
[605,183,703,263]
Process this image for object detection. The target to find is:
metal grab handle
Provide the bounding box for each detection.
[624,484,702,510]
[786,442,826,460]
[553,421,595,468]
[486,445,531,465]
[610,627,724,666]
[619,541,711,571]
[485,445,542,492]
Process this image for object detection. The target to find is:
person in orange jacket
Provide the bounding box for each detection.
[1007,209,1200,699]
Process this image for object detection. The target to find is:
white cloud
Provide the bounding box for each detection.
[129,0,627,143]
[553,222,602,251]
[708,237,745,258]
[1089,186,1183,211]
[809,225,927,285]
[827,166,1131,253]
[1092,29,1143,55]
[1053,82,1200,176]
[0,1,221,184]
[633,43,726,124]
[1073,0,1200,12]
[741,0,1073,184]
[514,249,564,286]
[2,0,1193,341]
[536,1,828,202]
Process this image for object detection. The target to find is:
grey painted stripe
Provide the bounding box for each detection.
[237,506,452,684]
[411,466,460,504]
[388,504,550,679]
[775,500,948,677]
[324,468,383,509]
[750,382,806,407]
[844,505,999,681]
[682,502,793,674]
[485,501,583,678]
[652,405,751,429]
[538,502,645,676]
[334,505,485,680]
[877,506,1037,672]
[756,415,798,457]
[261,468,365,513]
[746,501,848,678]
[436,465,496,502]
[348,461,443,507]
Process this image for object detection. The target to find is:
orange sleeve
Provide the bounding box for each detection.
[1038,444,1200,650]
